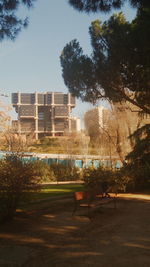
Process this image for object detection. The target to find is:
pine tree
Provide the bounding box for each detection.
[0,0,35,41]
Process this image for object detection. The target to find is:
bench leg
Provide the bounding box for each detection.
[72,201,79,216]
[72,202,91,217]
[113,197,117,209]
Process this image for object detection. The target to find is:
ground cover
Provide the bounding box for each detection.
[27,183,84,203]
[0,188,150,267]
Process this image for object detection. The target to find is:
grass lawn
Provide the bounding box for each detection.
[0,184,84,211]
[28,183,84,202]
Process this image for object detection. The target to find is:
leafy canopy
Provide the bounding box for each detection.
[66,0,150,187]
[69,0,149,13]
[60,9,150,114]
[0,0,35,41]
[126,123,150,164]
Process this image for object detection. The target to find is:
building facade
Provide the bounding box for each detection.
[12,92,79,139]
[84,103,149,159]
[84,106,110,137]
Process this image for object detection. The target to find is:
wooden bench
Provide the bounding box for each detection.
[72,190,117,216]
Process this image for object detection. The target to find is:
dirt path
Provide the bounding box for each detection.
[0,194,150,267]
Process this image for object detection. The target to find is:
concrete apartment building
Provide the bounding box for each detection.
[84,106,110,136]
[12,92,80,139]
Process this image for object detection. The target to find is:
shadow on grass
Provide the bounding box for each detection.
[0,194,150,266]
[24,183,84,206]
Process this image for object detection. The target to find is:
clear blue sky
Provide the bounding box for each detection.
[0,0,136,124]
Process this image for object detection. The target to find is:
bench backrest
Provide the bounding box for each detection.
[74,191,85,201]
[74,191,98,201]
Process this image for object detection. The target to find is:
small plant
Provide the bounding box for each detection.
[50,163,81,182]
[82,166,131,194]
[31,160,55,182]
[0,154,42,222]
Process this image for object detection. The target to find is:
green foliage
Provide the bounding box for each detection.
[29,137,65,154]
[60,8,150,114]
[60,39,95,102]
[126,124,150,164]
[82,166,134,193]
[50,163,81,182]
[0,154,41,222]
[39,137,59,146]
[25,184,84,203]
[30,160,55,182]
[22,159,81,183]
[82,166,115,193]
[125,123,150,190]
[29,135,91,155]
[65,0,150,191]
[0,0,35,41]
[115,167,135,192]
[123,163,150,191]
[69,0,149,13]
[82,166,111,186]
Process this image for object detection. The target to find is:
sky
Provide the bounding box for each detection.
[0,0,136,126]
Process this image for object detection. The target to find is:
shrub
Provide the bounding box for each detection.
[82,166,114,193]
[0,154,42,222]
[112,168,134,192]
[31,160,55,182]
[123,162,150,191]
[50,163,81,182]
[82,166,132,194]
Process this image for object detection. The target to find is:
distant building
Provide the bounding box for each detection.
[84,103,150,159]
[84,106,111,137]
[12,92,80,139]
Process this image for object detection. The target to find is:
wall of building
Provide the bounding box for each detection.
[84,106,110,138]
[12,92,79,139]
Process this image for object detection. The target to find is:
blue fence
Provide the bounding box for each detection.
[0,151,122,169]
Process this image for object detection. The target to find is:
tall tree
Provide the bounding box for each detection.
[125,123,150,189]
[69,0,149,13]
[0,0,35,41]
[60,9,150,114]
[65,0,150,187]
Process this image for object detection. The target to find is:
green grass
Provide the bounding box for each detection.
[29,183,84,202]
[0,184,84,212]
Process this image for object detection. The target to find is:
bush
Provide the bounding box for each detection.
[82,166,114,193]
[31,160,55,182]
[82,166,131,194]
[0,154,42,222]
[50,163,81,182]
[113,168,134,192]
[123,162,150,191]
